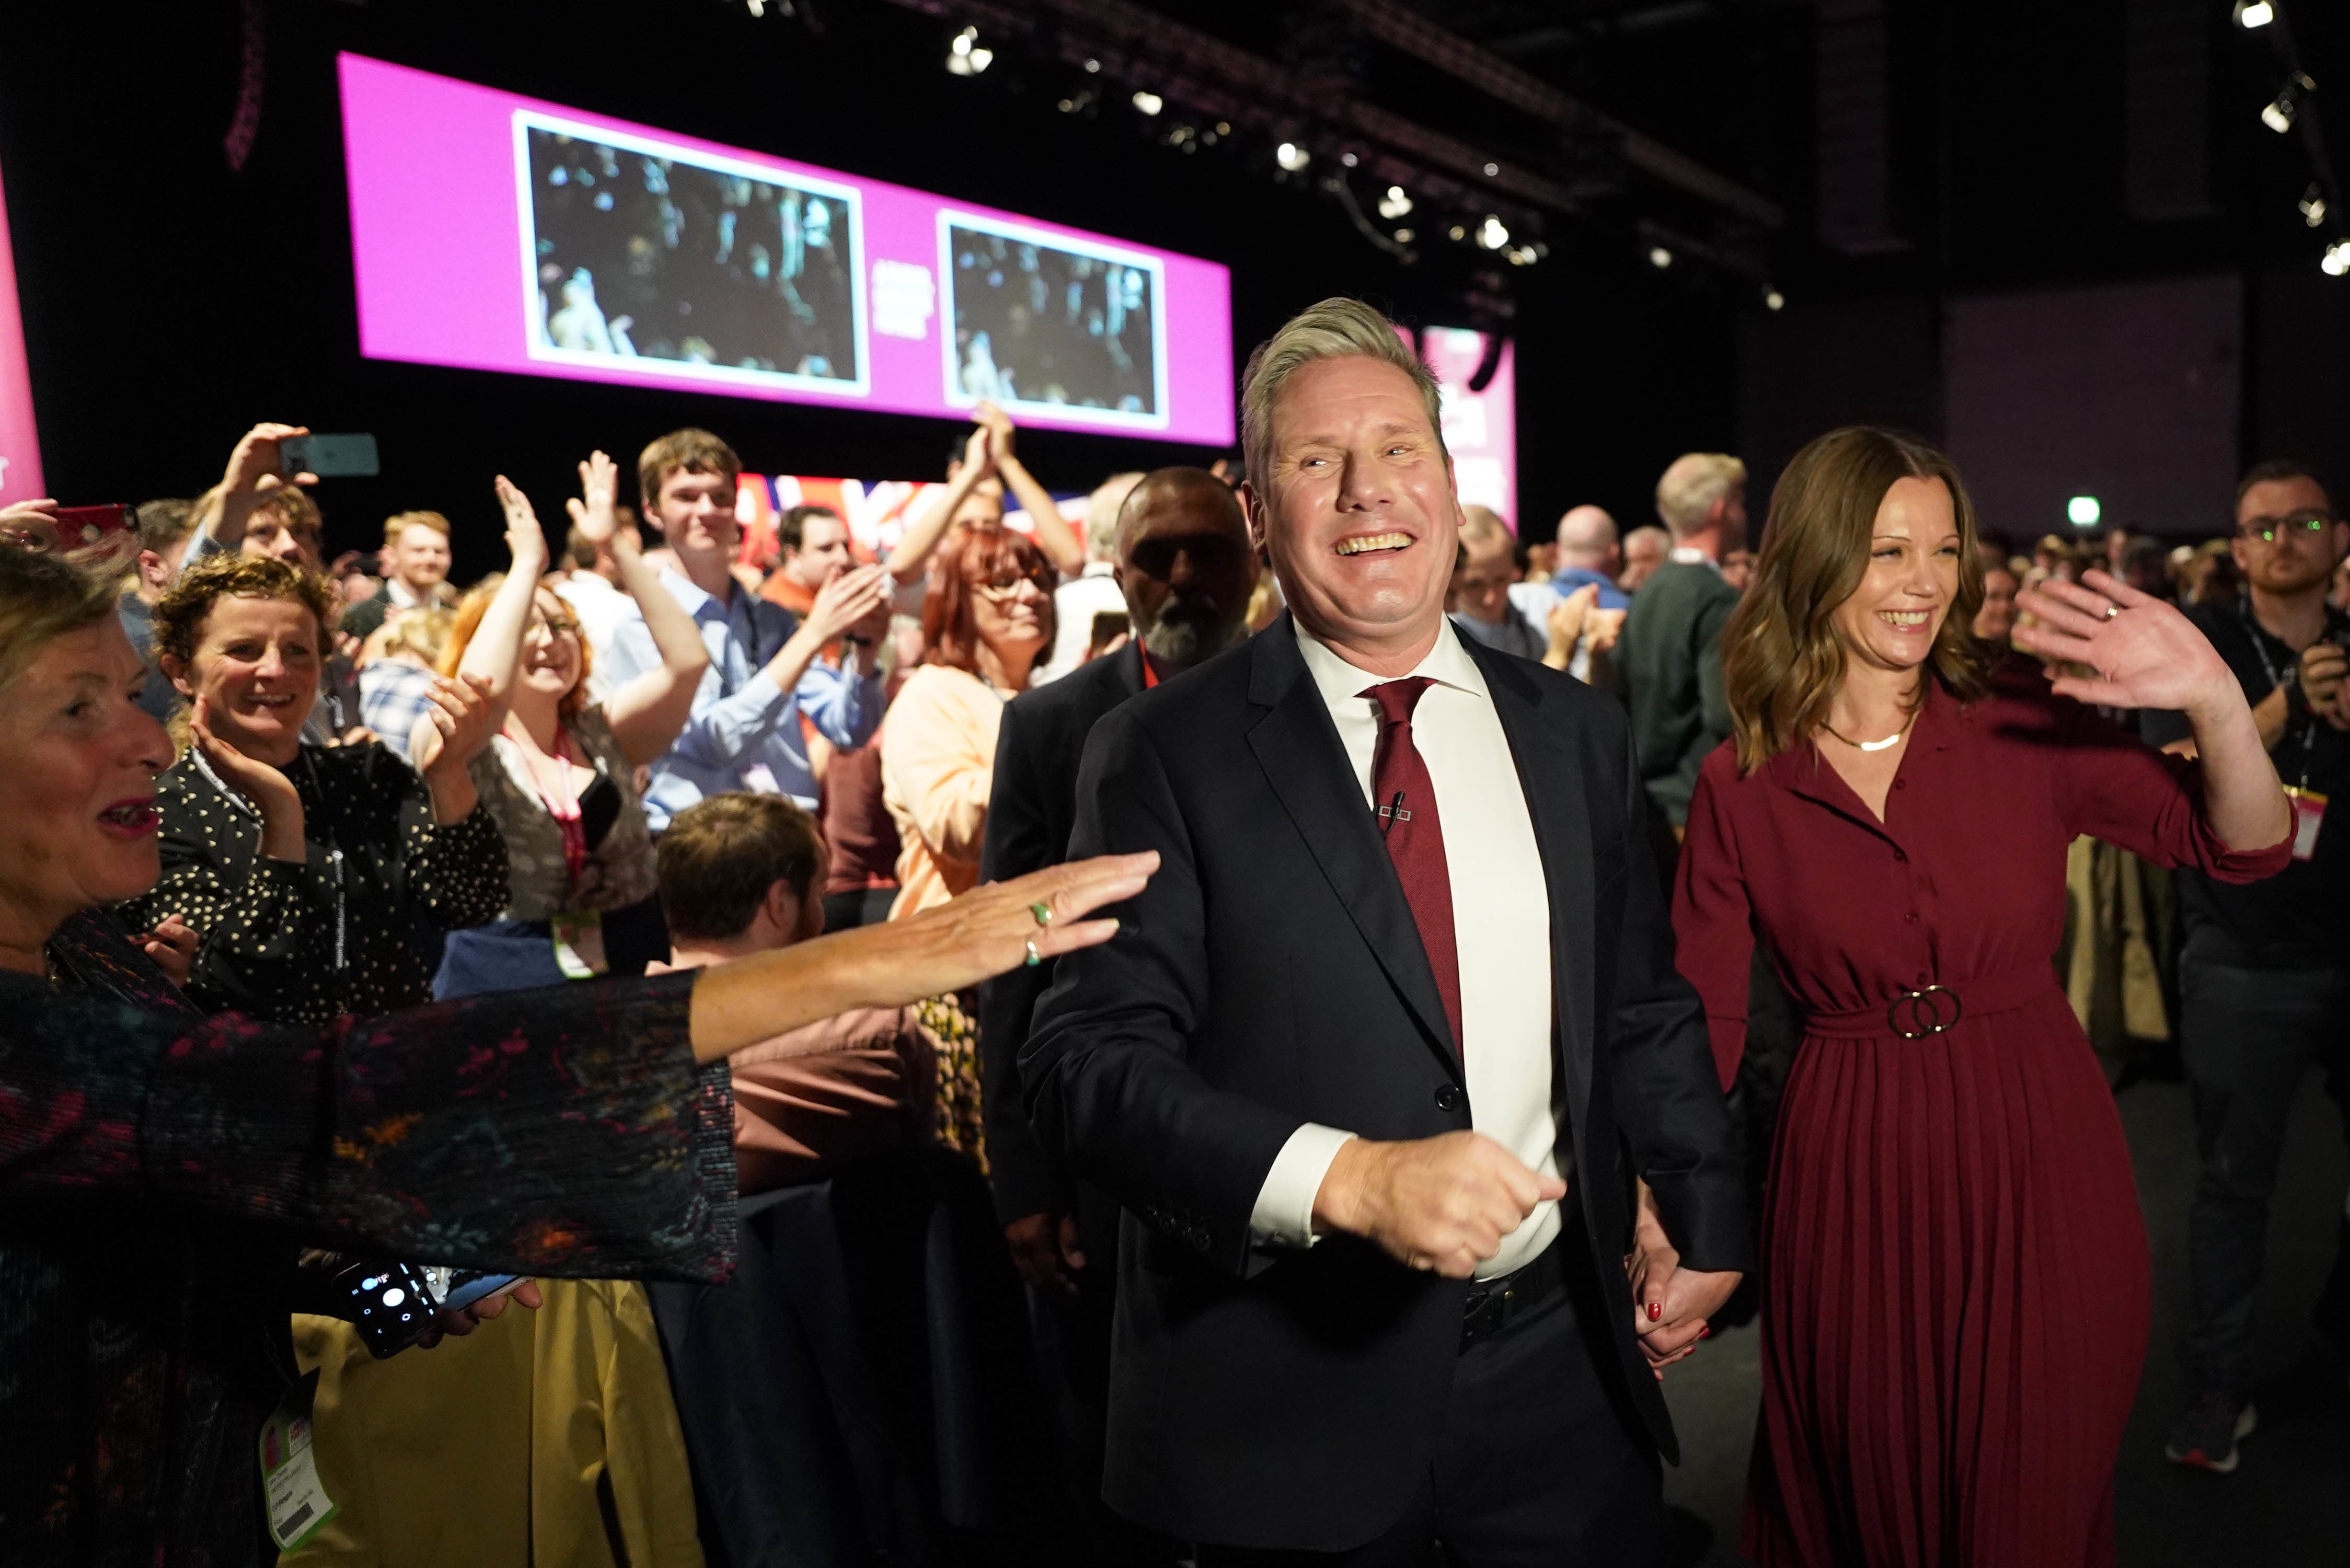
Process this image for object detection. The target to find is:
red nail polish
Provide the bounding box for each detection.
[1648,1301,1662,1321]
[1699,1325,1712,1340]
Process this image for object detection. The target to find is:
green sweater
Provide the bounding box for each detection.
[1619,559,1740,827]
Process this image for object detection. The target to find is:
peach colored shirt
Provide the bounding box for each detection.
[879,664,1007,919]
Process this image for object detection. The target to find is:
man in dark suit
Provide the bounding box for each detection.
[1022,298,1748,1562]
[980,467,1257,1562]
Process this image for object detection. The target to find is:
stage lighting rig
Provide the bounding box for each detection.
[1378,185,1413,220]
[1275,142,1312,172]
[1131,89,1164,117]
[2325,239,2350,278]
[2303,186,2329,227]
[2233,3,2349,279]
[1764,287,1787,312]
[2262,75,2311,134]
[2236,1,2275,29]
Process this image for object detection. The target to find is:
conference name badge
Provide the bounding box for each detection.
[259,1391,337,1551]
[2285,786,2327,862]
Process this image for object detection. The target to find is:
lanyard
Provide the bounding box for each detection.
[2241,602,2320,788]
[503,720,588,889]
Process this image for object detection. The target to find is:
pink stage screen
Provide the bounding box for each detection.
[338,54,1235,445]
[0,152,42,506]
[1412,328,1517,531]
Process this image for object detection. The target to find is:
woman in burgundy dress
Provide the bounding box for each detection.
[1672,427,2291,1566]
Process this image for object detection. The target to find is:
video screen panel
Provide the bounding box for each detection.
[942,216,1163,426]
[341,54,1234,444]
[521,116,867,394]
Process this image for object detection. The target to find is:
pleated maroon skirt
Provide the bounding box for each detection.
[1743,993,2150,1567]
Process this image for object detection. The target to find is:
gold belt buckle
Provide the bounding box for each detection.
[1887,985,1962,1040]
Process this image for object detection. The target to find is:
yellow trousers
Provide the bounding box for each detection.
[285,1280,703,1568]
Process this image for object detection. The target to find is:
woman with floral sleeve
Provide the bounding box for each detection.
[0,541,1153,1567]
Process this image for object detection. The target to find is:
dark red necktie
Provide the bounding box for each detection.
[1368,678,1463,1056]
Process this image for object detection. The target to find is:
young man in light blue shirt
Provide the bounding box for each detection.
[603,428,892,828]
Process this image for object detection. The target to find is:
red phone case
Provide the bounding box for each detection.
[51,505,132,548]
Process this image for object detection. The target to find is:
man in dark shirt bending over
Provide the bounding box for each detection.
[2143,458,2350,1475]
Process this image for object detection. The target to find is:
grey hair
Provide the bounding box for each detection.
[1238,297,1447,490]
[1656,452,1748,537]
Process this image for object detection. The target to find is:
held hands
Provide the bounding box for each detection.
[1547,583,1598,661]
[1005,1212,1088,1295]
[2012,570,2239,718]
[1625,1178,1739,1381]
[1311,1131,1565,1279]
[491,476,551,579]
[563,451,628,555]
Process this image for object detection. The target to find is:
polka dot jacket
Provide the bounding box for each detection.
[121,741,510,1025]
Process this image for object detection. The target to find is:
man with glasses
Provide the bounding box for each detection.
[2142,459,2350,1473]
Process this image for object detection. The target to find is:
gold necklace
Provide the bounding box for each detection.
[1821,710,1916,753]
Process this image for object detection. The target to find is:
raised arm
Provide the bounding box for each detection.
[886,424,994,583]
[568,452,710,768]
[977,401,1085,577]
[2017,570,2291,857]
[186,423,317,559]
[410,480,546,769]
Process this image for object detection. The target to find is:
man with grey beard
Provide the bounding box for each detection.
[977,466,1254,1564]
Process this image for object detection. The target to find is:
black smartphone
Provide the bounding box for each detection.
[1088,609,1131,658]
[280,433,381,479]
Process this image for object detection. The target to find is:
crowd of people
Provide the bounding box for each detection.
[0,292,2343,1568]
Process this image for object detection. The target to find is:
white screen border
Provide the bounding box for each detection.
[935,209,1170,432]
[512,108,873,399]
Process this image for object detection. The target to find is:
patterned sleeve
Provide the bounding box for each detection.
[0,971,739,1283]
[399,766,512,930]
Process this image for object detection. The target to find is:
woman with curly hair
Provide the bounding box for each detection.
[120,550,507,1022]
[1672,426,2290,1566]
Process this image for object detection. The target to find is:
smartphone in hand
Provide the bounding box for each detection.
[279,434,381,479]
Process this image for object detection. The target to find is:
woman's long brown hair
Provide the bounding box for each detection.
[1723,426,1991,773]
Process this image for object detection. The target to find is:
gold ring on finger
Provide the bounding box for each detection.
[1029,901,1054,928]
[2103,604,2122,619]
[1023,939,1042,967]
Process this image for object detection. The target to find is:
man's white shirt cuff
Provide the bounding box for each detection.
[1248,1124,1357,1250]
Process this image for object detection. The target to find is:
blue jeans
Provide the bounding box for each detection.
[2178,947,2350,1396]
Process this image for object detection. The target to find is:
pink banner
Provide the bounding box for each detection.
[339,54,1235,445]
[1413,328,1517,531]
[0,153,42,506]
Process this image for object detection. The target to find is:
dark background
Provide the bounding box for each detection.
[3,0,2348,570]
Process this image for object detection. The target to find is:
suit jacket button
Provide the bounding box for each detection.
[1434,1084,1465,1113]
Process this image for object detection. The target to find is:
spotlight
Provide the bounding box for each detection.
[1447,224,1468,241]
[1505,245,1538,266]
[1393,227,1415,243]
[2325,239,2350,276]
[2068,495,2102,528]
[1482,162,1500,177]
[2303,186,2330,228]
[2264,93,2297,134]
[1341,152,1359,168]
[1084,58,1101,73]
[1648,246,1674,269]
[1132,90,1164,117]
[1276,142,1311,172]
[946,26,993,75]
[1476,215,1510,249]
[1378,186,1414,220]
[1764,287,1787,312]
[2235,0,2275,28]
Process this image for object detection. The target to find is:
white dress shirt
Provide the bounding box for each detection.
[1035,562,1126,686]
[1249,620,1563,1280]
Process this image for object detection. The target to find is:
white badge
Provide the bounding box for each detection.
[740,763,781,795]
[259,1399,338,1551]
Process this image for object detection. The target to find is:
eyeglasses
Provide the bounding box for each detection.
[973,577,1047,601]
[2238,511,2335,543]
